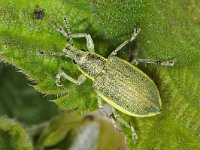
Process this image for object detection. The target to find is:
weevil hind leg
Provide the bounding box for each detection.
[112,107,138,144]
[56,68,86,86]
[109,28,141,57]
[132,58,175,66]
[97,97,122,132]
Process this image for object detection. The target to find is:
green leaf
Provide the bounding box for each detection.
[37,111,123,150]
[0,63,58,124]
[37,112,81,148]
[0,116,33,150]
[53,79,97,114]
[0,0,200,149]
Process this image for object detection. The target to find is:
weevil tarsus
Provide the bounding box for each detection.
[131,125,138,144]
[63,16,73,45]
[56,23,68,38]
[98,97,122,132]
[109,28,141,56]
[132,58,175,66]
[56,68,86,86]
[130,28,142,42]
[112,107,138,144]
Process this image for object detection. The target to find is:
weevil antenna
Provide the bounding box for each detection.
[63,16,73,46]
[37,51,64,56]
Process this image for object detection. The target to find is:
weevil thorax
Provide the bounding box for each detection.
[64,44,106,79]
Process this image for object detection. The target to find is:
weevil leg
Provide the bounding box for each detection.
[109,28,141,56]
[63,16,74,45]
[56,17,94,52]
[132,59,175,66]
[56,17,74,45]
[36,51,64,56]
[71,33,94,52]
[56,68,86,86]
[112,107,138,144]
[97,97,121,132]
[56,23,68,38]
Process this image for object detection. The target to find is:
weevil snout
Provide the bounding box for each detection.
[62,44,76,58]
[63,46,87,65]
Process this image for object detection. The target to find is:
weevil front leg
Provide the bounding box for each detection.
[71,33,94,52]
[97,97,121,132]
[109,28,141,56]
[56,17,94,52]
[59,32,94,52]
[56,68,86,86]
[112,107,138,144]
[56,23,68,38]
[56,16,74,45]
[132,59,175,66]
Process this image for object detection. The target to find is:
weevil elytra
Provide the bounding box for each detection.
[39,17,174,144]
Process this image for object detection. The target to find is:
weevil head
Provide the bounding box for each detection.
[63,44,106,79]
[63,44,86,64]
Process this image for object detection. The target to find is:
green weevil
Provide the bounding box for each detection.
[39,17,174,144]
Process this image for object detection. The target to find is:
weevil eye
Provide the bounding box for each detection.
[73,59,77,64]
[81,49,86,52]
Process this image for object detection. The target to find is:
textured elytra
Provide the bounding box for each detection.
[93,56,161,116]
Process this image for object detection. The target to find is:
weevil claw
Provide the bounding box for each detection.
[56,81,63,87]
[136,28,141,33]
[37,51,45,55]
[160,60,175,66]
[56,72,63,87]
[130,28,141,42]
[75,81,81,85]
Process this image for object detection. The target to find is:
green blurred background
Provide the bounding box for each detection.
[0,62,58,125]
